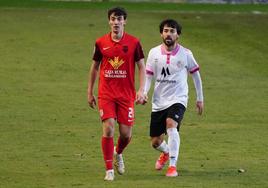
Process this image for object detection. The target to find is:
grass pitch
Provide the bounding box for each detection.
[0,1,268,188]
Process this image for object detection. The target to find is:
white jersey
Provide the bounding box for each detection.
[146,44,200,112]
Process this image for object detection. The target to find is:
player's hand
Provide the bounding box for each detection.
[135,90,146,105]
[196,101,204,115]
[141,95,148,105]
[136,95,148,105]
[88,94,96,109]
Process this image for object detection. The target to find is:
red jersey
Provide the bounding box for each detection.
[93,32,144,101]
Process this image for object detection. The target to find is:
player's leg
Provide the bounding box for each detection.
[150,110,169,170]
[102,123,115,181]
[114,100,134,174]
[165,103,186,177]
[114,124,132,174]
[99,99,116,181]
[117,124,132,155]
[102,118,116,180]
[165,118,179,177]
[151,135,169,170]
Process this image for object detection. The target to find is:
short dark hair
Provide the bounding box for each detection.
[159,19,182,35]
[108,7,127,20]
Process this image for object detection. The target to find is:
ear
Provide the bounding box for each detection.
[176,34,179,40]
[123,19,127,25]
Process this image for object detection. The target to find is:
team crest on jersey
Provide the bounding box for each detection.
[108,56,125,69]
[122,45,128,53]
[177,61,184,68]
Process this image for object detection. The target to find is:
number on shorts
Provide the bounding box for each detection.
[128,107,134,119]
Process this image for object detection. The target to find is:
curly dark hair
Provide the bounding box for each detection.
[159,19,182,35]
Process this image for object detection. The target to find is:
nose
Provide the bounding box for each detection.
[114,18,119,24]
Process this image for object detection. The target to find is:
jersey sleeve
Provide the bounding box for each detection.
[92,42,102,62]
[145,49,154,76]
[144,49,154,95]
[134,41,145,62]
[186,50,200,74]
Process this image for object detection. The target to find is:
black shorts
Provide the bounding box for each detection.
[150,103,186,137]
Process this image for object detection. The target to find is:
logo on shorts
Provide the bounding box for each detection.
[99,109,104,117]
[175,114,180,119]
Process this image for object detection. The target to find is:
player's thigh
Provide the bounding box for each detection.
[98,98,116,121]
[150,110,168,137]
[166,103,186,131]
[116,100,135,126]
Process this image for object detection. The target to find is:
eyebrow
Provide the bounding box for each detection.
[164,28,175,31]
[110,15,124,19]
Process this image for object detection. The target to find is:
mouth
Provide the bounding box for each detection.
[164,37,175,46]
[165,37,172,41]
[165,38,172,43]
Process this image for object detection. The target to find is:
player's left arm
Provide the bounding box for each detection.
[136,58,146,104]
[187,49,204,115]
[191,71,204,115]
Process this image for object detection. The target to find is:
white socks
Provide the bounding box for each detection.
[155,140,169,154]
[167,128,180,167]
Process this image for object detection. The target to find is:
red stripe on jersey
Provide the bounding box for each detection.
[167,54,171,64]
[190,66,200,74]
[146,69,154,75]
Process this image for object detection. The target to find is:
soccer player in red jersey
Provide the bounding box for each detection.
[87,7,146,181]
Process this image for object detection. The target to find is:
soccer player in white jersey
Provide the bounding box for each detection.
[144,19,204,177]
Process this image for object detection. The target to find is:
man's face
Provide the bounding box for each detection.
[161,25,178,47]
[109,13,126,34]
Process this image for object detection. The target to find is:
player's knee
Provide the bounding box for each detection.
[166,118,177,129]
[103,124,114,137]
[120,135,131,142]
[102,118,114,137]
[103,129,114,137]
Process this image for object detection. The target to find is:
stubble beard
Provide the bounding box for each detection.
[163,38,176,47]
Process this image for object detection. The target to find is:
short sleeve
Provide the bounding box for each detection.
[186,50,199,74]
[134,41,145,62]
[145,49,154,76]
[92,42,102,62]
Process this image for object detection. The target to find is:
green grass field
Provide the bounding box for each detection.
[0,1,268,188]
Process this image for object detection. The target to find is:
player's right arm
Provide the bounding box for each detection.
[87,60,101,109]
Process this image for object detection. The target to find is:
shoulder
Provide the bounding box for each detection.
[180,45,193,56]
[149,45,161,55]
[124,33,140,43]
[95,33,110,44]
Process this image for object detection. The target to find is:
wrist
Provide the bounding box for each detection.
[138,88,144,93]
[88,89,93,95]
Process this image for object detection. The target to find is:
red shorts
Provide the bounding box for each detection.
[98,98,135,126]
